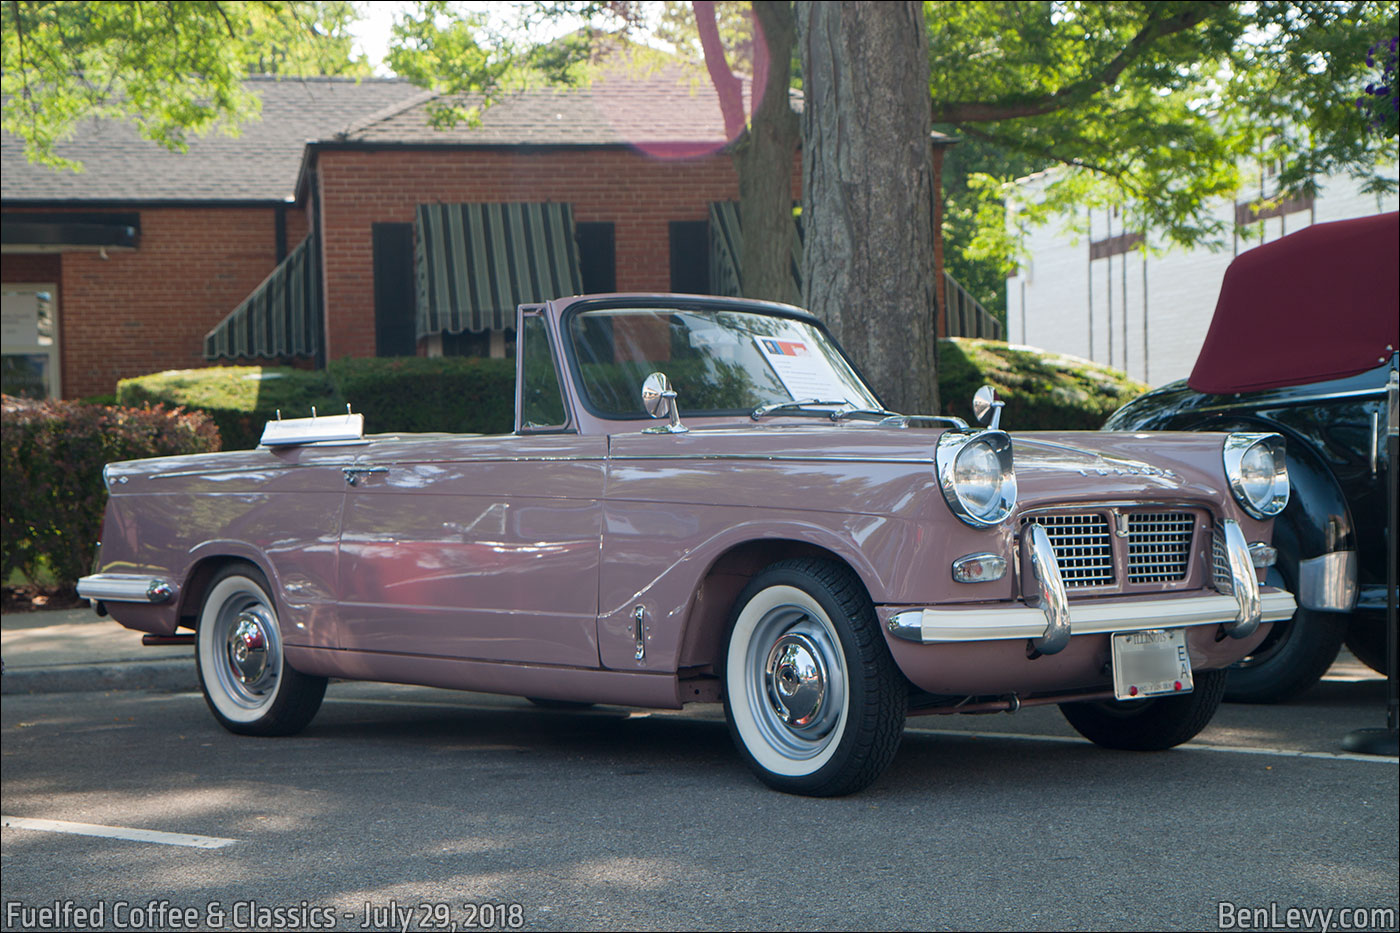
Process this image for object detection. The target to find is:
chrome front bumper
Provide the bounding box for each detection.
[887,518,1294,651]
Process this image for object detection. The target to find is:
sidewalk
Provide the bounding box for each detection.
[0,602,1382,696]
[1,604,196,695]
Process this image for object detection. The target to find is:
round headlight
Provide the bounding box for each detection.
[1223,433,1288,518]
[937,431,1016,527]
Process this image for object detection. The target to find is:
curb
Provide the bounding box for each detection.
[1,659,198,695]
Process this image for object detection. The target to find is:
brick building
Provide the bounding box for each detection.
[2,71,783,400]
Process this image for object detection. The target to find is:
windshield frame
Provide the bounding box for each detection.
[557,295,885,423]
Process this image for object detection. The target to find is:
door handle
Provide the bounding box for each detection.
[342,466,388,486]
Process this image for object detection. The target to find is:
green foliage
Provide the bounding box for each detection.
[927,0,1400,307]
[117,359,517,447]
[384,0,638,129]
[937,338,1148,430]
[117,366,340,451]
[2,0,370,169]
[1,395,220,590]
[326,356,515,435]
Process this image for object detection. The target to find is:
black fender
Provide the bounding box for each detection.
[1109,393,1355,562]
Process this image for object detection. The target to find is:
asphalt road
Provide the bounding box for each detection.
[3,676,1397,932]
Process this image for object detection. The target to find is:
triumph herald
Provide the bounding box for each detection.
[79,294,1296,795]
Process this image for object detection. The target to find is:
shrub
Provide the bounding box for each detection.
[117,367,340,450]
[1,396,220,590]
[328,356,515,435]
[938,338,1147,430]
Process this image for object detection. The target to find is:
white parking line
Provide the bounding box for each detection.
[1,816,237,848]
[907,728,1400,763]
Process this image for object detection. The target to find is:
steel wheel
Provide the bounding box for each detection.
[723,559,904,796]
[195,564,326,736]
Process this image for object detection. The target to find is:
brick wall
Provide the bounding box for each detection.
[2,205,308,398]
[315,146,797,359]
[4,146,801,395]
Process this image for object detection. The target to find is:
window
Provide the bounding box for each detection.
[519,314,568,430]
[2,285,59,399]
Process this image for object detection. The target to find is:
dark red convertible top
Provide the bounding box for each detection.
[1188,211,1399,395]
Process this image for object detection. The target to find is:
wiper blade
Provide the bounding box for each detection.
[830,407,902,422]
[750,399,852,420]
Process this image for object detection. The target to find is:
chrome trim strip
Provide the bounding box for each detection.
[614,453,937,465]
[152,455,611,479]
[1218,519,1262,638]
[1190,386,1385,413]
[1297,550,1358,612]
[1023,523,1070,655]
[77,573,178,605]
[887,589,1296,644]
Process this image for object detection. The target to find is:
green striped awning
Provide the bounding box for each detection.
[415,202,583,339]
[205,233,320,360]
[707,201,803,299]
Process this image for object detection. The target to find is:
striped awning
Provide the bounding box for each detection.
[205,234,320,360]
[415,202,583,339]
[707,201,803,299]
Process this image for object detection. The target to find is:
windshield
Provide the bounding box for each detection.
[566,307,881,418]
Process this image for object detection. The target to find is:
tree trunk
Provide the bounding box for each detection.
[797,1,939,415]
[735,1,800,306]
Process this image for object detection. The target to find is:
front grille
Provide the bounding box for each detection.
[1126,512,1194,583]
[1027,513,1114,587]
[1024,508,1202,592]
[1212,524,1233,594]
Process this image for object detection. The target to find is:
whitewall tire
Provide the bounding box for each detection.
[195,564,326,736]
[722,559,905,796]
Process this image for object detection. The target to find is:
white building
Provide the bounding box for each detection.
[1005,167,1398,388]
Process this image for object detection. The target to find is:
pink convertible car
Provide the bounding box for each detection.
[80,295,1295,795]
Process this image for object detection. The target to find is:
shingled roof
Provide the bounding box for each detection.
[341,65,747,156]
[2,66,793,204]
[1,77,424,204]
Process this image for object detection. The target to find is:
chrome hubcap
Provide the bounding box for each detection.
[765,633,827,728]
[225,609,274,689]
[742,601,847,762]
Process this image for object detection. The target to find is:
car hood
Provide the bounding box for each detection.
[610,422,1233,507]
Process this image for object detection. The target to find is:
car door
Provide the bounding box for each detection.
[334,433,607,667]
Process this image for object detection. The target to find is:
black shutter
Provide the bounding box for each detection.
[669,220,710,294]
[373,223,417,357]
[576,221,616,293]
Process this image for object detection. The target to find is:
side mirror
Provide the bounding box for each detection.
[641,372,687,434]
[972,385,1004,430]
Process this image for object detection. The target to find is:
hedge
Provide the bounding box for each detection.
[938,338,1147,430]
[118,359,516,449]
[116,366,340,451]
[1,396,220,590]
[326,357,514,435]
[112,340,1144,449]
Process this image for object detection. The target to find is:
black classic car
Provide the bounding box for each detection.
[1105,211,1398,702]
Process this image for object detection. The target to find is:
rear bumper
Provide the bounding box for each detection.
[77,573,178,605]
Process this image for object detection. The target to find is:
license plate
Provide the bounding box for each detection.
[1111,629,1193,700]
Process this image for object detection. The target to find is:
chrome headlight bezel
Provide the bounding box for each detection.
[1223,433,1289,519]
[936,430,1017,527]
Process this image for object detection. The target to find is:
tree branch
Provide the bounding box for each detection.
[931,1,1230,124]
[693,0,746,139]
[957,124,1139,194]
[210,1,239,40]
